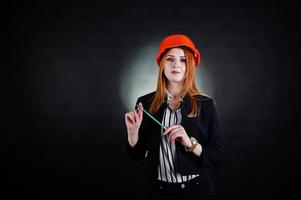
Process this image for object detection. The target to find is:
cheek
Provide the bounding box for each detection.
[182,65,186,74]
[163,63,171,69]
[163,65,170,74]
[163,68,169,79]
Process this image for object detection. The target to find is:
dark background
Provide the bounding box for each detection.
[7,0,300,199]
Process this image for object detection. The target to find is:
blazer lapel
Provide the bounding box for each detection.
[180,96,194,138]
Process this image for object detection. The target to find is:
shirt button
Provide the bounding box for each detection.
[181,183,185,189]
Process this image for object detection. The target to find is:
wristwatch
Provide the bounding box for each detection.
[184,137,199,152]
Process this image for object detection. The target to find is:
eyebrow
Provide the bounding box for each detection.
[166,55,186,58]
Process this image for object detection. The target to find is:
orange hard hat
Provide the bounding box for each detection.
[156,34,201,67]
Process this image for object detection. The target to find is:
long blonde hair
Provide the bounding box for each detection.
[149,47,204,117]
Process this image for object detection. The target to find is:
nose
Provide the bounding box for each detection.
[173,59,180,68]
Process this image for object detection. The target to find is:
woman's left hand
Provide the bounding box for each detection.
[164,125,191,147]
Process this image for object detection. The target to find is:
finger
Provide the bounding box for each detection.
[168,129,184,143]
[137,103,143,118]
[169,132,181,143]
[168,132,175,143]
[163,125,180,135]
[125,113,134,124]
[164,125,182,135]
[134,110,140,123]
[129,112,136,123]
[136,109,143,122]
[130,111,138,123]
[136,102,143,110]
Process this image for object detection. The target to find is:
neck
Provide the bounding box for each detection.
[167,82,182,98]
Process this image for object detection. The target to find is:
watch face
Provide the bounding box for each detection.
[191,137,198,145]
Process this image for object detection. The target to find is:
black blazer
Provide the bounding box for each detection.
[127,91,224,194]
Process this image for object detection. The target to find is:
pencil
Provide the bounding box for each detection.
[137,104,166,130]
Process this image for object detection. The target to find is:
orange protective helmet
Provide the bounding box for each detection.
[156,34,201,67]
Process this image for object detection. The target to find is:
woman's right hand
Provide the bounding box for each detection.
[125,102,143,147]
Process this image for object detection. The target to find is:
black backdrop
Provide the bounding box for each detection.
[7,0,300,199]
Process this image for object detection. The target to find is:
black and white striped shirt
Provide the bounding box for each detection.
[157,92,199,183]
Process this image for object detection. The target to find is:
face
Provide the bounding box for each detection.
[163,48,186,84]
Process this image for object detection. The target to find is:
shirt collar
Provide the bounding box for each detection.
[165,90,184,102]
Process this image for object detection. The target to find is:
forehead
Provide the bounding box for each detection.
[166,47,185,57]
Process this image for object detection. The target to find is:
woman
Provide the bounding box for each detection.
[125,34,223,200]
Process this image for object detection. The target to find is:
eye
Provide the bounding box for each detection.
[180,58,187,63]
[166,57,174,62]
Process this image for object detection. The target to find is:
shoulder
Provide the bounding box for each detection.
[194,94,219,112]
[136,91,156,105]
[137,91,156,101]
[194,94,214,104]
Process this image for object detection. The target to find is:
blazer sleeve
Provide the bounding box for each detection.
[199,99,224,168]
[126,98,148,162]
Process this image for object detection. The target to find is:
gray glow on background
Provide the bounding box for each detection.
[120,42,214,110]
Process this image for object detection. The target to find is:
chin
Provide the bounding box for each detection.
[170,79,184,84]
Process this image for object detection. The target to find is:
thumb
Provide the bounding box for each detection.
[137,102,143,118]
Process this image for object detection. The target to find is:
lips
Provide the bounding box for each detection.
[171,71,181,74]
